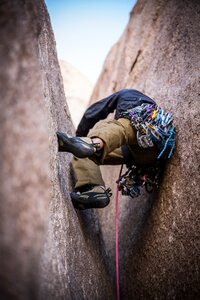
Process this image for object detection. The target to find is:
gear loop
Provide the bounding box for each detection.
[120,103,176,159]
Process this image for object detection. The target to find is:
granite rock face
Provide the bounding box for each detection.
[1,0,199,299]
[0,1,113,299]
[0,1,50,299]
[91,0,200,299]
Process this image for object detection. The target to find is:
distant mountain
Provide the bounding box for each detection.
[59,59,93,127]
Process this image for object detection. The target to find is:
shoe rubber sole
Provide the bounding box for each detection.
[70,191,110,210]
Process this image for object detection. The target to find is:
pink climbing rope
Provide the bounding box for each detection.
[115,182,120,300]
[115,164,123,300]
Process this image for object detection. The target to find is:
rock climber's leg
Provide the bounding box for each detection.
[88,118,159,166]
[57,118,157,210]
[102,147,125,165]
[72,147,125,190]
[70,147,126,210]
[72,156,105,190]
[57,118,137,160]
[88,118,137,164]
[71,118,134,190]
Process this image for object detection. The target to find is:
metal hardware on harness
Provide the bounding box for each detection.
[116,163,161,198]
[121,103,176,159]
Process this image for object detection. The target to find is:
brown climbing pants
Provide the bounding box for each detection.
[72,118,159,189]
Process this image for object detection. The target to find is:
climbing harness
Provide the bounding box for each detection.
[121,103,176,159]
[117,103,176,198]
[116,162,162,198]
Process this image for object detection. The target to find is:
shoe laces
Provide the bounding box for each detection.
[90,185,112,197]
[105,187,112,197]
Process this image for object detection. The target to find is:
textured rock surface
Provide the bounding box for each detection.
[0,1,50,299]
[59,59,93,127]
[1,0,199,299]
[91,0,200,299]
[0,1,114,299]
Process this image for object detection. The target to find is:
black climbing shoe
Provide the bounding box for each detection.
[70,186,112,210]
[57,131,98,158]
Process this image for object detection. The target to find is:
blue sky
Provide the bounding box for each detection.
[45,0,136,83]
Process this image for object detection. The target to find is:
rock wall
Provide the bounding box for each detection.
[91,0,200,299]
[0,1,114,299]
[1,0,199,299]
[0,1,50,299]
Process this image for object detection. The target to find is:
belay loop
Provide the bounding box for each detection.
[116,162,162,198]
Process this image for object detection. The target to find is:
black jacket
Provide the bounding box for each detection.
[76,89,156,136]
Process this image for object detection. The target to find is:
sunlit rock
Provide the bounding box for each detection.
[59,60,93,127]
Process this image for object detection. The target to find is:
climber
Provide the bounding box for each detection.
[57,88,175,210]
